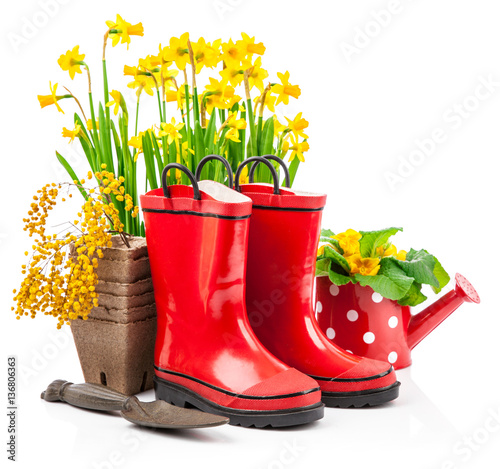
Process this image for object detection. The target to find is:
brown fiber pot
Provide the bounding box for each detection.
[70,236,156,395]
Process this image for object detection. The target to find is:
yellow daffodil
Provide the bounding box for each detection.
[221,39,251,68]
[333,229,361,257]
[273,115,287,137]
[247,57,268,92]
[203,78,235,113]
[158,118,184,145]
[128,131,148,158]
[106,90,124,116]
[287,135,309,163]
[237,33,266,59]
[191,38,222,73]
[124,64,156,97]
[285,112,309,139]
[219,64,245,88]
[272,71,301,105]
[86,118,99,131]
[57,45,85,80]
[37,82,66,113]
[106,14,144,48]
[347,254,381,276]
[225,128,241,143]
[166,87,186,110]
[62,123,82,143]
[237,163,249,184]
[255,92,277,114]
[162,33,190,70]
[222,111,246,143]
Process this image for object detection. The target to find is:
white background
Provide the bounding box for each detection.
[1,0,499,468]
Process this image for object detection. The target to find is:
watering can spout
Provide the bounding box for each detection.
[407,273,480,350]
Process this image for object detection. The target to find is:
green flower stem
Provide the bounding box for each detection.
[184,83,192,149]
[102,59,110,123]
[135,98,140,137]
[156,89,163,123]
[239,103,246,167]
[192,86,200,124]
[246,98,258,157]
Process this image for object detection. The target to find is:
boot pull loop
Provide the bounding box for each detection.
[194,155,234,188]
[248,154,291,188]
[234,157,280,195]
[162,163,202,201]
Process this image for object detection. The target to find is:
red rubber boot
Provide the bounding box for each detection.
[140,163,324,427]
[236,157,400,407]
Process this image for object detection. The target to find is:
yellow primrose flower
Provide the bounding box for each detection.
[333,229,361,256]
[191,38,222,73]
[106,90,123,116]
[285,112,309,139]
[396,250,407,261]
[162,33,190,71]
[376,244,407,261]
[62,123,82,143]
[347,254,380,276]
[247,57,268,92]
[158,118,185,145]
[57,46,85,80]
[37,82,66,113]
[272,71,301,105]
[287,135,309,163]
[237,33,266,59]
[106,14,144,48]
[221,39,249,68]
[86,119,99,131]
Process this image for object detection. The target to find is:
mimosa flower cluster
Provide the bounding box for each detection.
[12,168,139,328]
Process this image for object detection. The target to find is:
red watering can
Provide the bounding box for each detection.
[316,273,480,369]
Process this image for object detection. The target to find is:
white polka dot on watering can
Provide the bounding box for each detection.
[316,301,323,313]
[388,351,398,364]
[326,328,336,339]
[371,292,383,303]
[363,332,375,344]
[388,316,398,328]
[329,284,340,296]
[346,309,358,322]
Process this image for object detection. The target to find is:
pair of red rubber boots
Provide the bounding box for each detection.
[140,156,400,428]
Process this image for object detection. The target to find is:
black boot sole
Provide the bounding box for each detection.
[154,376,325,428]
[321,381,401,408]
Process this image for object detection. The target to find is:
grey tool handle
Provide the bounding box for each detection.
[41,379,129,411]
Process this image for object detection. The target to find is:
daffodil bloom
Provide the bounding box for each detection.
[237,163,249,184]
[62,123,82,143]
[246,57,268,92]
[237,33,266,59]
[191,38,222,73]
[106,90,124,116]
[106,14,144,48]
[223,112,246,142]
[273,115,287,137]
[347,254,381,276]
[285,112,309,139]
[203,78,235,113]
[166,87,185,110]
[57,45,85,80]
[255,92,277,113]
[37,82,67,113]
[128,130,147,156]
[221,39,249,68]
[162,33,190,71]
[86,119,99,131]
[219,64,245,88]
[287,135,309,163]
[333,229,361,257]
[158,118,185,145]
[272,71,301,105]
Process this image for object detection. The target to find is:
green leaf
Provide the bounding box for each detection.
[328,267,353,286]
[394,248,439,288]
[141,133,158,190]
[359,227,402,258]
[194,120,205,169]
[288,157,300,187]
[355,257,413,300]
[204,111,217,154]
[259,117,275,155]
[320,245,350,273]
[321,228,335,237]
[55,152,88,200]
[319,236,340,250]
[316,258,331,277]
[398,282,427,306]
[431,256,450,294]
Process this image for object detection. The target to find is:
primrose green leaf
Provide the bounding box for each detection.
[321,228,335,237]
[328,267,353,286]
[355,257,413,300]
[320,245,350,273]
[316,258,331,277]
[394,248,439,288]
[359,227,402,258]
[431,256,450,294]
[397,282,428,306]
